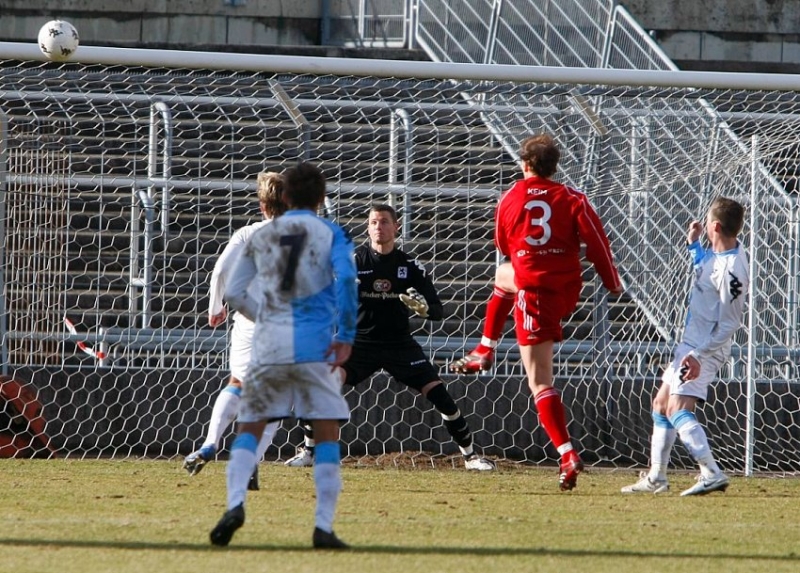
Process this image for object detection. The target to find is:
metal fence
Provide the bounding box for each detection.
[4,0,800,473]
[1,42,800,474]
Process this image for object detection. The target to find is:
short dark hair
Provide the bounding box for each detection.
[709,197,745,238]
[519,133,560,178]
[369,203,398,222]
[282,162,326,210]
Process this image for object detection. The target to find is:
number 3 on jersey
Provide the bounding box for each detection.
[524,199,552,246]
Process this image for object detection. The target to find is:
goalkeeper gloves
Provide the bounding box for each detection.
[399,287,429,318]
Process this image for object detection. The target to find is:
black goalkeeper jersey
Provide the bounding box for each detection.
[353,243,443,343]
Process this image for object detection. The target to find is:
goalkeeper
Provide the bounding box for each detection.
[285,203,495,471]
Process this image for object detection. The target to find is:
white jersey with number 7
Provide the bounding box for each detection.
[224,209,358,366]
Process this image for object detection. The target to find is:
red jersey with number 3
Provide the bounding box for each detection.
[495,176,621,291]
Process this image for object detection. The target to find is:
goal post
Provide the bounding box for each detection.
[1,42,800,473]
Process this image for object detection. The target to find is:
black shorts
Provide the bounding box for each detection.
[343,339,440,392]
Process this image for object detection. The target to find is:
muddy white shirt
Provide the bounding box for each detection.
[208,219,272,328]
[225,209,358,365]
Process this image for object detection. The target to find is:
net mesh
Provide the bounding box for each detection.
[0,55,799,473]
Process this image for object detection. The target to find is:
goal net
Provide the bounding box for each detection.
[1,45,799,474]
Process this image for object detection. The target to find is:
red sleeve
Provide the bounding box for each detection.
[576,195,621,290]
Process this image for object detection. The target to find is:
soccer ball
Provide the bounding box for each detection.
[38,20,80,62]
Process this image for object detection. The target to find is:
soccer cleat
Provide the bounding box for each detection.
[621,472,669,494]
[464,454,496,471]
[284,446,315,467]
[680,473,730,497]
[209,504,245,547]
[558,455,585,491]
[449,346,495,374]
[247,466,259,491]
[312,527,350,550]
[183,445,216,476]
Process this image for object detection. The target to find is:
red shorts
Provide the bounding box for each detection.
[513,281,582,346]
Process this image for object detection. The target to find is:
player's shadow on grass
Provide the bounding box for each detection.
[1,538,800,561]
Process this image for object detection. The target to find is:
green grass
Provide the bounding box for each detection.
[2,459,800,573]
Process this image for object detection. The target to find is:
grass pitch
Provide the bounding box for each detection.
[1,458,799,573]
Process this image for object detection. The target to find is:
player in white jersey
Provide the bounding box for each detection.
[622,197,749,497]
[183,172,286,488]
[210,162,358,550]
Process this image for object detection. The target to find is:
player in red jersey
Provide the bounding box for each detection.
[457,133,623,490]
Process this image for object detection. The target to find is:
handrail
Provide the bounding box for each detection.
[388,108,414,237]
[130,190,156,328]
[149,102,172,242]
[12,327,799,371]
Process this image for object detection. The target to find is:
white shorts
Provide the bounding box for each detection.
[229,316,255,381]
[239,362,350,423]
[662,343,725,401]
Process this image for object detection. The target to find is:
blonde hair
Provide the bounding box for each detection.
[256,172,287,218]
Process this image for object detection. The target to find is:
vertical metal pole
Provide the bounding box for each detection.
[483,0,503,64]
[152,102,172,245]
[389,109,413,239]
[147,103,171,334]
[406,0,417,50]
[400,109,413,240]
[320,0,331,45]
[601,5,618,69]
[388,111,399,209]
[0,113,7,375]
[787,201,799,352]
[137,190,155,329]
[358,0,366,42]
[129,188,140,318]
[745,135,758,477]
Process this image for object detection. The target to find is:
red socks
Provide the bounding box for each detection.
[480,287,515,345]
[533,387,573,454]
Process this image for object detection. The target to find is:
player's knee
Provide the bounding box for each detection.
[666,395,697,418]
[495,262,516,293]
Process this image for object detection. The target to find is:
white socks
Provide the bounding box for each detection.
[648,412,677,480]
[670,409,721,478]
[256,421,280,461]
[313,441,342,533]
[203,386,241,449]
[226,433,258,509]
